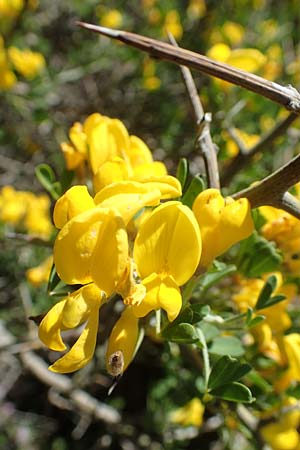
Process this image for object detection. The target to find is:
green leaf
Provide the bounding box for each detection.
[255,275,286,310]
[208,355,252,390]
[210,382,254,403]
[237,232,282,278]
[183,261,236,300]
[47,264,61,293]
[286,383,300,399]
[190,304,211,323]
[247,315,265,329]
[209,336,245,356]
[181,175,205,208]
[176,158,189,192]
[161,323,199,343]
[197,321,220,342]
[35,164,61,200]
[257,295,286,311]
[246,371,272,393]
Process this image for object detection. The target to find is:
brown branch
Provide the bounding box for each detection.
[168,33,220,189]
[77,22,300,114]
[222,112,299,186]
[233,153,300,218]
[21,351,121,424]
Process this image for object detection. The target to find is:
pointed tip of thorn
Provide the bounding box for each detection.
[75,21,121,38]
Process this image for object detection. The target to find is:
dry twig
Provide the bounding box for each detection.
[168,33,220,189]
[77,22,300,114]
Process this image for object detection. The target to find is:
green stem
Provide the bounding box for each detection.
[197,328,210,391]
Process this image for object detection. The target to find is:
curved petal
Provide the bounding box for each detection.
[86,119,111,174]
[93,157,130,193]
[106,306,139,373]
[193,189,254,267]
[141,175,182,199]
[54,207,128,294]
[126,135,153,167]
[132,273,182,321]
[108,118,130,158]
[38,299,67,351]
[61,142,86,171]
[133,161,167,180]
[49,305,100,373]
[94,181,161,225]
[53,186,95,229]
[69,122,87,154]
[134,201,201,285]
[62,284,104,329]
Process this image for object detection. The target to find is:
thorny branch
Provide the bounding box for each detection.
[168,33,220,189]
[77,22,300,218]
[233,153,300,218]
[77,22,300,114]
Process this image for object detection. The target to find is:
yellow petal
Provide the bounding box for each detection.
[108,118,130,157]
[61,142,86,170]
[53,186,95,229]
[49,305,100,373]
[141,175,182,199]
[126,135,153,167]
[62,284,103,329]
[54,208,128,295]
[38,299,67,351]
[83,112,103,135]
[133,273,182,321]
[133,161,167,180]
[207,43,231,62]
[94,181,161,225]
[193,189,254,267]
[69,122,87,154]
[134,201,201,285]
[106,306,139,373]
[93,157,130,193]
[86,119,111,174]
[227,48,267,73]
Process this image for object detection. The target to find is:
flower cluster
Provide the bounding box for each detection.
[0,35,45,90]
[0,185,53,239]
[38,113,254,375]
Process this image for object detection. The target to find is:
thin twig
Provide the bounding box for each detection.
[222,112,299,186]
[233,153,300,218]
[21,351,121,424]
[77,22,300,114]
[168,33,220,189]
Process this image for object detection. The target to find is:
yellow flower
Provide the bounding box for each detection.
[54,207,128,295]
[163,10,183,41]
[170,398,205,427]
[8,47,45,79]
[26,255,53,287]
[106,306,139,374]
[224,128,260,158]
[221,22,244,46]
[0,0,24,19]
[0,186,53,239]
[207,43,267,91]
[39,284,105,373]
[232,273,295,362]
[261,397,300,450]
[187,0,206,20]
[193,189,254,267]
[53,185,95,229]
[100,9,123,29]
[132,201,202,321]
[260,206,300,275]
